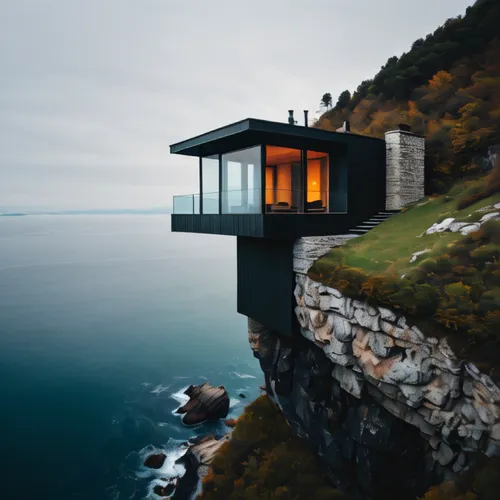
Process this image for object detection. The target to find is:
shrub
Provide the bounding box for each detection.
[200,396,344,500]
[420,481,477,500]
[457,158,500,210]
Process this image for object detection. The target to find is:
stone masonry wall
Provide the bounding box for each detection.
[292,234,500,474]
[294,275,500,471]
[385,130,425,210]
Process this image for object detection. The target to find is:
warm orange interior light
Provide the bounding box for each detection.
[307,160,321,202]
[265,167,274,204]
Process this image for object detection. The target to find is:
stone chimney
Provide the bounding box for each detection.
[385,125,425,210]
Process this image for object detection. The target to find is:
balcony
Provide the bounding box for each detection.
[169,117,387,238]
[173,189,330,215]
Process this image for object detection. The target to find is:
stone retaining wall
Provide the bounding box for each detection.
[294,275,500,470]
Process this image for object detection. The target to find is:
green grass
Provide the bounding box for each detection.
[313,179,500,279]
[309,176,500,371]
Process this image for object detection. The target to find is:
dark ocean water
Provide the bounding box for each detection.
[0,215,261,500]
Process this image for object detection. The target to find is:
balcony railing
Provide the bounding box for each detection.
[173,189,330,214]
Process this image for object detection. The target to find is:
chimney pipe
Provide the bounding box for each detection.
[398,123,411,132]
[304,110,309,127]
[288,110,295,125]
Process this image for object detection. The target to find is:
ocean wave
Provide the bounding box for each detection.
[150,384,171,395]
[136,440,188,481]
[229,398,241,408]
[170,387,190,406]
[229,371,257,379]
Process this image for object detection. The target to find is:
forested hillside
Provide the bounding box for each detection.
[316,0,500,193]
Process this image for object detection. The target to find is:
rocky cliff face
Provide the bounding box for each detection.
[247,235,500,500]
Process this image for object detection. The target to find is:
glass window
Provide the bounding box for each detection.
[265,146,302,213]
[201,155,219,214]
[306,151,329,212]
[221,146,261,214]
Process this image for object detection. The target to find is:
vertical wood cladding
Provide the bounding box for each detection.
[237,237,296,336]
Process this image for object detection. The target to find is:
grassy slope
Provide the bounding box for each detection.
[309,175,500,376]
[313,179,500,278]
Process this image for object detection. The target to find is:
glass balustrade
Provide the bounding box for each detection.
[173,189,335,214]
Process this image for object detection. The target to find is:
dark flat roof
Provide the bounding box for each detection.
[169,118,383,157]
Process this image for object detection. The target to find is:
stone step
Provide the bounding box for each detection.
[348,211,400,235]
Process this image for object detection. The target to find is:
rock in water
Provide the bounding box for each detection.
[144,452,166,469]
[176,382,230,425]
[238,393,247,398]
[153,480,176,497]
[224,418,237,428]
[172,435,230,499]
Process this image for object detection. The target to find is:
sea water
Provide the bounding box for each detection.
[0,215,261,499]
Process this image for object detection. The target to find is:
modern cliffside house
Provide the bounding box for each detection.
[170,111,425,335]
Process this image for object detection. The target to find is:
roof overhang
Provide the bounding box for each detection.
[169,118,383,157]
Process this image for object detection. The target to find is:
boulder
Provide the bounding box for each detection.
[176,382,230,425]
[153,480,176,497]
[460,223,481,235]
[480,212,500,223]
[144,452,166,469]
[425,217,455,235]
[189,434,230,465]
[449,222,469,232]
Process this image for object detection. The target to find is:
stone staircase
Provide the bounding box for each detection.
[349,210,400,235]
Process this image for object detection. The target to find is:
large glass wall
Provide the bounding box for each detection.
[201,154,219,214]
[195,145,336,215]
[306,150,329,212]
[221,146,261,214]
[265,146,302,212]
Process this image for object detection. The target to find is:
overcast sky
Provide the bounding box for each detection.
[0,0,474,210]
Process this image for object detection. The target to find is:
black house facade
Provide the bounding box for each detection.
[169,114,425,335]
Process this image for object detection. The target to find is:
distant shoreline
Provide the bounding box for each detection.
[1,210,171,216]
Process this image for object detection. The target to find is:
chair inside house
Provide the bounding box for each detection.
[306,199,326,212]
[267,201,299,212]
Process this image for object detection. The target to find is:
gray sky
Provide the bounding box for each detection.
[0,0,474,210]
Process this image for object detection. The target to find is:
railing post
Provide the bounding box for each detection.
[218,153,223,214]
[302,150,308,213]
[260,145,266,214]
[199,156,203,214]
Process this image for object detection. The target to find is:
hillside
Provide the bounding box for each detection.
[316,0,500,194]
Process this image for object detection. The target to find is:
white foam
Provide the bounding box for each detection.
[170,387,190,405]
[229,371,257,379]
[137,441,188,482]
[150,384,171,395]
[157,422,182,433]
[229,398,241,408]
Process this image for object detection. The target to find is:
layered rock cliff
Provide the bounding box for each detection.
[247,235,500,500]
